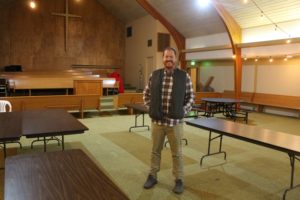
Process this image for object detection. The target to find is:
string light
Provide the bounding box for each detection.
[228,54,297,62]
[269,57,273,62]
[283,55,293,61]
[189,54,299,65]
[248,0,291,38]
[239,1,295,63]
[260,11,264,20]
[232,55,236,59]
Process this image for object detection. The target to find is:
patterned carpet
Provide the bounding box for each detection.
[1,112,300,200]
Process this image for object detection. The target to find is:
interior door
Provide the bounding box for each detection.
[144,56,154,89]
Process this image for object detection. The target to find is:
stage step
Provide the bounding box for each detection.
[100,96,115,111]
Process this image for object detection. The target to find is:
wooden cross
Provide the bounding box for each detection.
[52,0,81,52]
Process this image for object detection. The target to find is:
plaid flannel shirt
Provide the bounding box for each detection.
[143,69,194,127]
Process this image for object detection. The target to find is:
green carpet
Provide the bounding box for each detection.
[185,169,279,200]
[102,131,197,170]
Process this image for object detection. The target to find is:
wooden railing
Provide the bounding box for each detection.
[222,90,254,103]
[222,90,300,118]
[0,71,117,95]
[114,93,143,108]
[113,91,300,118]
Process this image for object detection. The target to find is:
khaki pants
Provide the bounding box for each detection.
[149,122,183,180]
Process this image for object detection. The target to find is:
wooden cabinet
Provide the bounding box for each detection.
[73,80,103,96]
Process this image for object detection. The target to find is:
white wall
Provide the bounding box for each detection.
[125,15,156,89]
[186,30,300,96]
[185,29,300,117]
[241,65,255,92]
[186,32,231,48]
[125,15,176,89]
[186,33,232,60]
[242,58,300,96]
[199,65,234,92]
[187,32,234,92]
[242,19,300,117]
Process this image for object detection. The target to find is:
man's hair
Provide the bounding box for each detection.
[163,47,177,56]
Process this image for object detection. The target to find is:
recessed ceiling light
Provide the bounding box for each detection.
[29,1,36,9]
[197,0,210,8]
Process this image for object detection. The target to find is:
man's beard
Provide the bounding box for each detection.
[164,61,174,68]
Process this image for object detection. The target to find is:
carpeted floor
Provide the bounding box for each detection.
[102,131,196,169]
[1,111,300,200]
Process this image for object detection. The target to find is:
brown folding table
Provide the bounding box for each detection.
[186,118,300,200]
[124,103,150,132]
[4,149,129,200]
[0,111,22,158]
[22,109,88,152]
[0,109,88,155]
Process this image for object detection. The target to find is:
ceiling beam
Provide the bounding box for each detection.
[210,0,242,98]
[210,0,242,46]
[136,0,186,69]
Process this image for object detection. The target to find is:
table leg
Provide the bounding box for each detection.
[282,154,300,200]
[200,131,227,166]
[129,112,150,132]
[43,137,46,152]
[31,136,60,150]
[62,135,64,151]
[3,142,6,158]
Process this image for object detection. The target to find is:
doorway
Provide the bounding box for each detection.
[144,56,154,88]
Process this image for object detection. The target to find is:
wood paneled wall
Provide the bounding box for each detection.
[0,0,125,71]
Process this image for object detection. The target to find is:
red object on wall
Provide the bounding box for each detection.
[108,71,124,93]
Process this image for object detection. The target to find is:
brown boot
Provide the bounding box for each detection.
[143,175,157,189]
[172,179,184,194]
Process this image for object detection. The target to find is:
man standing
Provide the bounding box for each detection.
[143,47,194,194]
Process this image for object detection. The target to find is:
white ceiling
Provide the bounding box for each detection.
[219,0,300,29]
[95,0,300,38]
[147,0,227,37]
[1,0,300,38]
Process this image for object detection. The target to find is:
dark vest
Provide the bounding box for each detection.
[149,68,186,120]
